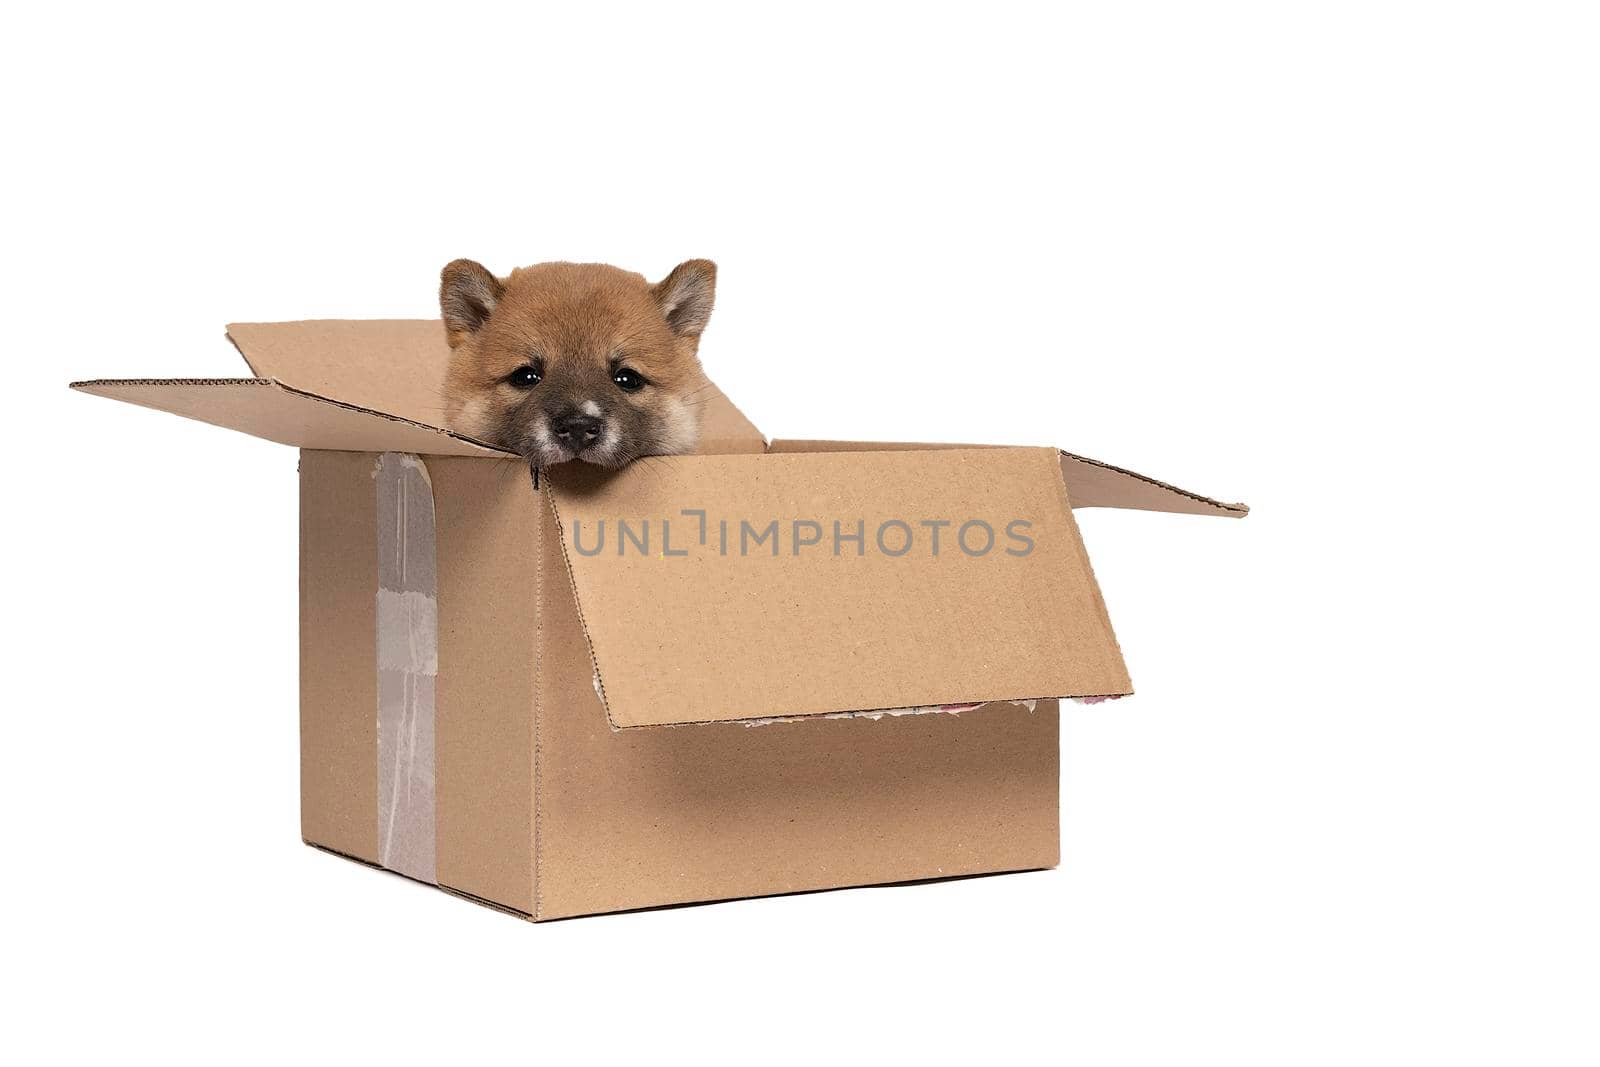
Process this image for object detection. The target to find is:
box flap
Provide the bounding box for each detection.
[1057,450,1247,516]
[227,319,766,453]
[70,378,506,457]
[769,439,1247,517]
[543,446,1131,728]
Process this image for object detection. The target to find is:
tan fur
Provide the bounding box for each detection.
[439,259,716,468]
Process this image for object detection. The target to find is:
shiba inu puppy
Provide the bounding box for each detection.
[439,258,716,468]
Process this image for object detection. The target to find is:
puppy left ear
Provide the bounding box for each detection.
[439,259,504,348]
[653,259,717,338]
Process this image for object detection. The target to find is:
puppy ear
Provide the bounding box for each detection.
[653,259,717,338]
[439,259,504,346]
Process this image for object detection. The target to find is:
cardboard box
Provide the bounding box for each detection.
[72,320,1247,920]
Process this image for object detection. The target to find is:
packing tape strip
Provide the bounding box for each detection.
[374,453,439,884]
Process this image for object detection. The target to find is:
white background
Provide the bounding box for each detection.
[4,2,1596,1063]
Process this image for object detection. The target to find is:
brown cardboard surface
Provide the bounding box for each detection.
[226,319,767,453]
[228,320,461,426]
[768,439,1248,517]
[71,378,503,457]
[299,451,380,862]
[543,446,1131,728]
[689,384,769,453]
[528,490,1059,919]
[430,456,540,913]
[538,702,1062,920]
[1059,450,1249,516]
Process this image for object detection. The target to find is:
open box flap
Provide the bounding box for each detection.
[769,439,1247,517]
[228,319,767,454]
[543,446,1132,728]
[69,378,507,457]
[1057,451,1248,516]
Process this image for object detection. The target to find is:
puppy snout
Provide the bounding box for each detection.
[551,410,603,445]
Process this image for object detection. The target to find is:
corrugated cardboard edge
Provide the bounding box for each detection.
[69,377,509,457]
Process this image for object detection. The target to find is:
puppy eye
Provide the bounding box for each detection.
[612,367,647,393]
[507,365,542,389]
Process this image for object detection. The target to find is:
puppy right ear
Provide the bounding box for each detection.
[439,259,504,347]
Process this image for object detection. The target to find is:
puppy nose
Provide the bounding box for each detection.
[551,411,603,444]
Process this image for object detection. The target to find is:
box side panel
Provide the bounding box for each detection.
[533,500,1058,920]
[299,450,380,861]
[430,457,540,914]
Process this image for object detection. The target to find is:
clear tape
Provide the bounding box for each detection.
[375,453,438,883]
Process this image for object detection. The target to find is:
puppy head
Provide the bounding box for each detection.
[439,259,716,468]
